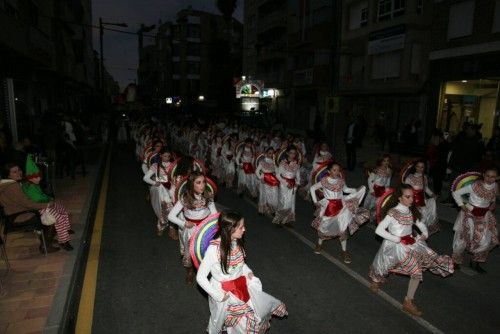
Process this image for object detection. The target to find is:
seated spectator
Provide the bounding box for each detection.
[0,163,60,253]
[22,155,73,251]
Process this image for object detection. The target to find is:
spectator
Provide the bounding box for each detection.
[0,163,60,253]
[448,123,484,174]
[427,130,450,197]
[487,126,500,163]
[344,116,359,171]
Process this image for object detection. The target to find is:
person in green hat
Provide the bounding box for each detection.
[22,154,73,251]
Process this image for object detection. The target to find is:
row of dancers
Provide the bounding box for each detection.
[132,118,498,329]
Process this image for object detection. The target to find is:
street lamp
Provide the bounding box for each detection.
[99,18,128,90]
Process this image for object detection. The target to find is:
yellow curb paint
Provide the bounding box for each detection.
[76,147,112,334]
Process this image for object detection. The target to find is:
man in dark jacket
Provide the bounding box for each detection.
[344,117,359,171]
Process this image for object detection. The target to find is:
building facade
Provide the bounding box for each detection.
[339,0,432,147]
[0,0,111,144]
[138,7,243,109]
[427,0,500,141]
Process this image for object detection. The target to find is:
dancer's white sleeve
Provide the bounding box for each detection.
[196,245,226,302]
[375,215,401,243]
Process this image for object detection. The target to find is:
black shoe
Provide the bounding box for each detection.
[59,242,74,251]
[470,261,487,274]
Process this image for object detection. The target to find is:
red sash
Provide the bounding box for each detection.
[186,218,205,226]
[471,206,489,217]
[282,176,296,188]
[221,276,250,303]
[413,189,425,207]
[400,234,415,245]
[161,182,171,189]
[373,184,386,197]
[324,199,343,217]
[242,162,255,174]
[263,173,280,187]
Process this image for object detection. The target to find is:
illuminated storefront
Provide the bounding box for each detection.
[436,79,500,139]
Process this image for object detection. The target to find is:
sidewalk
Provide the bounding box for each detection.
[0,145,106,334]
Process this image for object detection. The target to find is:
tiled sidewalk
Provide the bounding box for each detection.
[0,149,103,334]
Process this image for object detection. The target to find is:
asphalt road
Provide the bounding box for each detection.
[91,146,500,333]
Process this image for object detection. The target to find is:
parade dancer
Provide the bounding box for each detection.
[143,148,178,239]
[403,160,439,235]
[364,154,392,219]
[236,138,257,198]
[22,155,74,251]
[141,140,164,174]
[196,211,288,334]
[222,136,237,188]
[451,167,499,273]
[369,184,454,316]
[310,162,369,262]
[273,146,301,227]
[168,172,217,283]
[302,142,334,200]
[255,147,280,216]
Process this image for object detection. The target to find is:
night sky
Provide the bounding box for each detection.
[92,0,244,89]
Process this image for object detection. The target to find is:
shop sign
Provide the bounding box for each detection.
[368,24,406,55]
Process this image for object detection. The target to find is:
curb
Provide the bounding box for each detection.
[44,144,109,334]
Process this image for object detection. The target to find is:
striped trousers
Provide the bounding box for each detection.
[40,202,71,243]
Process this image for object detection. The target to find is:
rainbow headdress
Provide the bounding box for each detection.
[189,212,221,268]
[375,187,396,224]
[451,172,481,202]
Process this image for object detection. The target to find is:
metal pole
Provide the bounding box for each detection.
[99,17,104,90]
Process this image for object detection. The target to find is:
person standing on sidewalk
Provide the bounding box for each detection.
[369,184,454,316]
[451,167,499,273]
[310,162,369,262]
[168,171,217,284]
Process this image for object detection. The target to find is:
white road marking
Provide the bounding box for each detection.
[236,195,445,334]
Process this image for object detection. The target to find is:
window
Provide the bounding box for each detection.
[349,1,368,30]
[187,24,200,38]
[187,62,200,74]
[371,51,401,79]
[173,62,181,75]
[187,42,200,56]
[493,0,500,32]
[172,44,180,57]
[377,0,406,21]
[416,0,423,14]
[447,1,474,40]
[172,25,181,40]
[410,43,422,74]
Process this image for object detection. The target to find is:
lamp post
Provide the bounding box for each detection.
[99,18,128,91]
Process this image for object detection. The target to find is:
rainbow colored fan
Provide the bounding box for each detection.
[189,212,221,268]
[399,160,417,184]
[310,161,337,184]
[451,172,481,193]
[375,187,395,224]
[255,153,266,168]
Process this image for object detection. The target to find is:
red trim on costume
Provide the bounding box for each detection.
[26,172,42,180]
[281,175,296,188]
[471,206,489,217]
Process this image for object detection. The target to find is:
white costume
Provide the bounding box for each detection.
[196,239,287,334]
[273,160,300,225]
[221,143,236,188]
[364,167,392,215]
[143,161,173,231]
[168,195,217,267]
[236,147,257,197]
[405,173,439,234]
[255,158,280,215]
[369,204,453,282]
[452,180,498,264]
[310,177,368,240]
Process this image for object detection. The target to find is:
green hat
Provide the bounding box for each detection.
[25,154,42,180]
